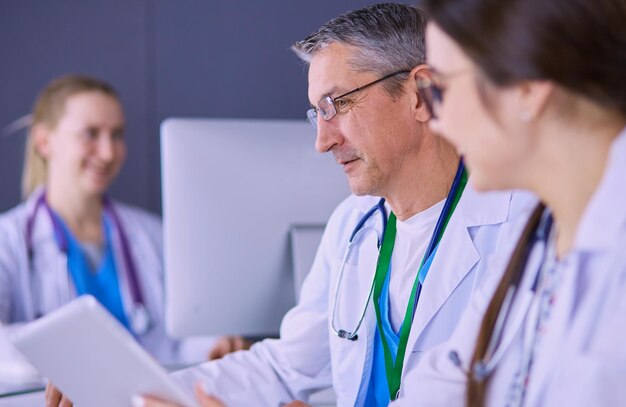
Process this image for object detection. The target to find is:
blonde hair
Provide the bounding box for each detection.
[22,74,119,200]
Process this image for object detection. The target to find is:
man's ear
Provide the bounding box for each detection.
[410,64,433,123]
[31,123,52,159]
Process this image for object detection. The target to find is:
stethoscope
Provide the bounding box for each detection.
[25,191,153,336]
[330,198,387,341]
[449,204,554,383]
[331,160,467,341]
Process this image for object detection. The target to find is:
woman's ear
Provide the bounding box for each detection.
[31,123,52,159]
[517,80,555,122]
[410,64,433,123]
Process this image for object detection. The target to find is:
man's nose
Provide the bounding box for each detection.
[315,118,343,153]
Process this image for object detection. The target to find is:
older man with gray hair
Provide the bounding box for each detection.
[136,4,531,407]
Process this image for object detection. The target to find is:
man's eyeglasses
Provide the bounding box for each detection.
[307,70,410,129]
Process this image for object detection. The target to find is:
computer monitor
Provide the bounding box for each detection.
[161,118,350,337]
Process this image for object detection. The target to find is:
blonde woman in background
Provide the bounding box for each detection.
[0,75,248,404]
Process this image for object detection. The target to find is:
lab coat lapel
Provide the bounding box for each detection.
[27,188,57,247]
[403,202,479,359]
[352,226,380,343]
[353,234,378,343]
[351,297,377,405]
[355,233,380,398]
[332,227,378,404]
[523,256,580,407]
[26,188,74,316]
[108,203,134,317]
[524,250,615,406]
[401,188,513,375]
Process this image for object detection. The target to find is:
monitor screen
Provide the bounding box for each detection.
[161,118,350,337]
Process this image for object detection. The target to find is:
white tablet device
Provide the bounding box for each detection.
[9,296,197,407]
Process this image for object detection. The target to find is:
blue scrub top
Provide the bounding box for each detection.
[364,244,440,406]
[365,271,399,406]
[53,211,131,330]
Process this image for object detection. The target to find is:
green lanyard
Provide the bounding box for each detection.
[373,168,467,400]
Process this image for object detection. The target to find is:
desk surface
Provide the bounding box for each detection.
[0,387,337,406]
[0,366,336,406]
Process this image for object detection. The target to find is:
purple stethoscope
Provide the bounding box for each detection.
[26,192,152,335]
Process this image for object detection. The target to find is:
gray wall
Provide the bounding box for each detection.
[0,0,393,214]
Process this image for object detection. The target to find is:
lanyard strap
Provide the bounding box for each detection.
[373,163,468,400]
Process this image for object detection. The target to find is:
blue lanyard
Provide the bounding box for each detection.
[373,160,468,400]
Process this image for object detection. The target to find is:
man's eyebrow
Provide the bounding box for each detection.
[310,85,344,107]
[322,86,340,99]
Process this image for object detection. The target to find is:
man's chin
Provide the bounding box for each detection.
[347,180,375,197]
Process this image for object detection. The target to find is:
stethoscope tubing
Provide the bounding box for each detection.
[25,192,150,334]
[102,196,145,307]
[349,198,388,244]
[332,159,467,341]
[331,199,387,340]
[471,207,554,381]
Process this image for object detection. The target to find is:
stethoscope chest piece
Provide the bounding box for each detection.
[129,302,151,336]
[27,191,154,336]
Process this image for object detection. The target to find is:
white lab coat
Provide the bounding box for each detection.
[0,189,212,365]
[173,185,537,406]
[393,127,626,407]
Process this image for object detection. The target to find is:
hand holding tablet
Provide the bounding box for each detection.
[9,296,197,407]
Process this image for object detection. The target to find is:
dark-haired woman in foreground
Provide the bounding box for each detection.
[394,0,626,406]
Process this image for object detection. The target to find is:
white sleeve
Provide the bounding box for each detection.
[172,218,337,405]
[0,221,16,323]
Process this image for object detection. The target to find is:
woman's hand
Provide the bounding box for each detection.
[45,382,73,407]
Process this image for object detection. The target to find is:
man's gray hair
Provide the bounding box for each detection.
[292,3,427,97]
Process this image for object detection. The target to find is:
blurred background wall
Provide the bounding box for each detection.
[0,0,399,214]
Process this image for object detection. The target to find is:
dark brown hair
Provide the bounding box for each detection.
[420,0,626,405]
[421,0,626,116]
